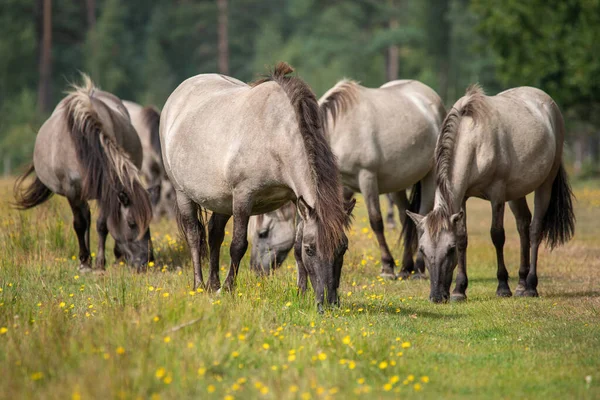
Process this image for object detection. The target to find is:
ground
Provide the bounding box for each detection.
[0,177,598,399]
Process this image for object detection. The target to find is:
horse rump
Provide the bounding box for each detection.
[13,164,53,210]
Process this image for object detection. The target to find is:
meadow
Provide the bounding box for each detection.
[0,177,598,399]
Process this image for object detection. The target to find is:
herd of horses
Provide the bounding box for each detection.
[13,62,575,309]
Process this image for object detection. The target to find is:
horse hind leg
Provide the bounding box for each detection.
[509,197,531,296]
[358,170,396,279]
[491,200,512,297]
[524,180,554,297]
[207,212,231,292]
[390,190,416,279]
[175,192,207,290]
[68,197,92,273]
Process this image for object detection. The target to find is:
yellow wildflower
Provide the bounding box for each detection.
[155,368,166,379]
[379,361,388,369]
[207,385,216,393]
[383,383,393,391]
[290,385,299,393]
[421,376,430,383]
[116,346,125,355]
[163,336,171,343]
[318,352,327,361]
[401,341,411,349]
[263,343,270,350]
[342,336,351,345]
[198,367,206,376]
[414,383,422,391]
[0,327,8,335]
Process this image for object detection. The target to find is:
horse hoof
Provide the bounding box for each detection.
[514,285,526,297]
[496,288,512,297]
[522,289,539,297]
[410,273,427,280]
[380,272,397,280]
[79,265,93,274]
[450,293,467,302]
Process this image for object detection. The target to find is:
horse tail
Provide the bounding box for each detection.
[401,181,422,254]
[541,163,575,249]
[65,74,152,237]
[142,105,162,163]
[13,164,54,210]
[175,200,207,264]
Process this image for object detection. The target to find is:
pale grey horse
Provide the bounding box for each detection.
[123,101,176,219]
[319,79,446,279]
[407,85,575,303]
[160,63,354,309]
[14,75,154,271]
[248,201,296,274]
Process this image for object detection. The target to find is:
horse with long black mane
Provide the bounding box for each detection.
[14,75,154,272]
[160,62,354,309]
[407,85,575,302]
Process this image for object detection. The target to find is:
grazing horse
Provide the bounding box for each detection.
[123,101,176,219]
[407,85,575,303]
[160,62,354,309]
[249,201,296,274]
[319,79,446,279]
[14,75,154,271]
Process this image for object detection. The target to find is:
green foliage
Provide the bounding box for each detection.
[472,0,600,122]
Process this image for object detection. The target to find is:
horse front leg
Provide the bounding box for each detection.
[358,171,396,279]
[509,197,531,296]
[95,208,108,271]
[451,201,468,301]
[68,198,92,273]
[491,200,511,297]
[222,197,251,292]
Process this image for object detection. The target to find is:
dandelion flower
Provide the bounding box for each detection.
[421,376,429,383]
[401,341,411,349]
[263,343,270,350]
[348,361,356,370]
[164,376,172,384]
[163,336,171,343]
[379,361,388,369]
[162,292,169,298]
[414,383,422,391]
[155,368,166,379]
[357,378,365,385]
[116,346,125,355]
[383,383,393,391]
[59,302,66,308]
[0,327,8,335]
[288,354,296,362]
[224,396,234,400]
[408,375,414,382]
[207,385,216,393]
[290,385,299,393]
[285,302,292,307]
[198,367,207,376]
[318,352,327,361]
[260,386,269,395]
[30,372,43,380]
[342,336,351,345]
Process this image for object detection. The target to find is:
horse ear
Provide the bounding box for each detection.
[297,196,313,221]
[344,197,356,216]
[451,209,464,225]
[406,210,424,226]
[118,191,130,207]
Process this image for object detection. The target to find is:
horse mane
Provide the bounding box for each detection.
[64,74,152,237]
[319,79,360,129]
[141,105,162,162]
[251,62,347,258]
[428,84,489,239]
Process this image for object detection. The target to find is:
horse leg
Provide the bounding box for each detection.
[222,199,251,292]
[176,192,206,290]
[415,170,436,275]
[68,198,91,273]
[294,229,308,295]
[358,170,396,279]
[509,197,531,296]
[390,190,415,279]
[451,200,468,301]
[207,213,230,292]
[95,208,108,271]
[385,193,397,229]
[491,201,511,297]
[525,183,552,297]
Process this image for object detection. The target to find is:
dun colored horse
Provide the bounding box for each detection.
[14,75,154,272]
[407,85,575,302]
[160,63,353,309]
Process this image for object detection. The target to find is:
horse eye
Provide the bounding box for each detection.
[304,245,316,257]
[258,229,269,239]
[447,245,456,255]
[128,221,136,229]
[418,246,425,254]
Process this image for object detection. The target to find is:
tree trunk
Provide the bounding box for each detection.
[217,0,229,75]
[37,0,52,113]
[86,0,96,28]
[386,0,399,81]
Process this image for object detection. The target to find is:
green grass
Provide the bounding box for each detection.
[0,178,598,399]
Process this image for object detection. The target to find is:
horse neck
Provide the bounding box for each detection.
[433,161,469,214]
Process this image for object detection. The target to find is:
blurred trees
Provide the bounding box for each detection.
[0,0,596,174]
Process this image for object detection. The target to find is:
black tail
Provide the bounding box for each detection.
[13,164,54,210]
[401,181,422,254]
[541,164,575,249]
